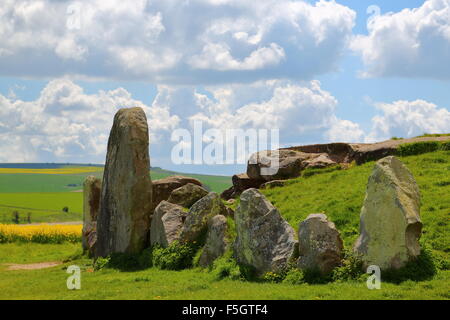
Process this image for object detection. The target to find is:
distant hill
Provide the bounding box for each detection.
[0,164,231,194]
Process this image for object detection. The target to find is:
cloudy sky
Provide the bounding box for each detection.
[1,0,449,175]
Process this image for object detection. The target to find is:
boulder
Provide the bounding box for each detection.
[199,215,228,267]
[247,149,318,182]
[234,189,297,275]
[82,176,101,251]
[152,176,203,211]
[354,156,422,270]
[96,107,153,257]
[221,173,264,200]
[225,207,235,218]
[167,183,209,208]
[260,180,287,190]
[297,214,343,275]
[286,143,356,163]
[180,192,228,243]
[226,199,236,205]
[303,153,337,169]
[150,201,186,248]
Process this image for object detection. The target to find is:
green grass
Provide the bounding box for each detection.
[0,193,83,224]
[0,243,448,300]
[0,172,103,193]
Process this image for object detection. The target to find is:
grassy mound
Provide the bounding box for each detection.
[261,150,450,263]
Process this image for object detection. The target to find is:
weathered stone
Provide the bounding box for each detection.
[82,176,101,251]
[96,107,153,257]
[260,180,287,190]
[225,207,235,218]
[150,201,186,248]
[286,143,356,163]
[85,222,97,257]
[303,153,337,169]
[180,192,228,243]
[152,176,203,211]
[354,156,422,270]
[297,214,343,275]
[234,189,297,275]
[247,150,316,182]
[226,199,236,205]
[220,173,264,200]
[199,215,228,267]
[168,183,209,208]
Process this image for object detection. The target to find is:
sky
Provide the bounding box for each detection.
[0,0,449,175]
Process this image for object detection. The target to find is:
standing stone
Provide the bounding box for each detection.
[199,215,228,267]
[179,192,228,243]
[150,201,186,248]
[168,183,209,208]
[234,189,297,275]
[82,176,102,252]
[97,107,153,257]
[354,156,422,270]
[297,214,343,275]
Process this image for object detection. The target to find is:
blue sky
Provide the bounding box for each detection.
[0,0,449,175]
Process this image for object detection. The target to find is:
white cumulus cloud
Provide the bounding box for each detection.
[0,79,179,163]
[366,99,450,141]
[351,0,450,79]
[152,80,364,146]
[0,0,355,84]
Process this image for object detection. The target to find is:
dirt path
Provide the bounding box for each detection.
[2,261,62,271]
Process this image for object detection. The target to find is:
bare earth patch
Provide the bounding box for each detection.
[3,262,62,271]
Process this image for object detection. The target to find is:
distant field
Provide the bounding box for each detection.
[0,165,231,194]
[0,164,231,224]
[0,193,83,224]
[0,167,103,175]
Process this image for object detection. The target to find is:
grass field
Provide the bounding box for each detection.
[0,193,83,224]
[0,244,450,300]
[0,165,231,224]
[0,152,448,300]
[0,243,448,300]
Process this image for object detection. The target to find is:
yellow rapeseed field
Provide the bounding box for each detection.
[0,167,103,175]
[0,224,81,243]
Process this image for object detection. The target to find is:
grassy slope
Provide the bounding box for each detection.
[262,150,450,258]
[0,243,448,300]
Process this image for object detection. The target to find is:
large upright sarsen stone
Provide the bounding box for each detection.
[97,107,153,257]
[354,156,422,270]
